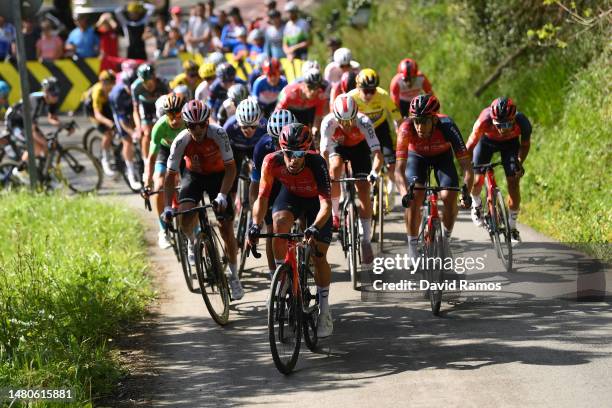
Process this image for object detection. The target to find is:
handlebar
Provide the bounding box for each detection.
[331,177,369,183]
[141,188,164,211]
[45,120,78,140]
[248,232,323,259]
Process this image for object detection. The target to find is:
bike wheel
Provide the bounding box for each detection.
[0,160,23,191]
[300,249,319,352]
[370,178,379,243]
[348,203,359,290]
[86,134,103,164]
[493,189,513,272]
[195,232,230,325]
[268,264,301,374]
[236,205,249,279]
[177,229,196,293]
[56,146,103,193]
[426,219,445,316]
[82,126,100,153]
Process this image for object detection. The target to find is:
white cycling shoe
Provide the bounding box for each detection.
[471,206,484,227]
[317,309,333,338]
[126,171,142,191]
[229,277,244,301]
[101,158,116,177]
[158,230,171,249]
[187,241,196,266]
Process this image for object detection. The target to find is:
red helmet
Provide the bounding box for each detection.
[263,58,281,76]
[279,123,312,151]
[398,58,418,81]
[490,97,517,122]
[340,71,357,93]
[409,94,440,117]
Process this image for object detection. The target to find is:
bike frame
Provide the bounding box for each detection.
[483,167,498,219]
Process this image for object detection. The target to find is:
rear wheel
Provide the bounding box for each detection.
[177,229,196,292]
[196,232,230,325]
[300,248,318,352]
[348,202,359,290]
[56,146,103,193]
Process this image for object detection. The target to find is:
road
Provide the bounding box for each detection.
[59,111,611,407]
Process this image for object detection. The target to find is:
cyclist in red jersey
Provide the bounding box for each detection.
[467,97,532,241]
[389,58,433,118]
[162,100,244,300]
[248,123,334,338]
[329,70,357,112]
[395,94,473,258]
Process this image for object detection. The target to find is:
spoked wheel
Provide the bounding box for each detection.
[86,133,103,163]
[425,219,445,316]
[493,189,513,272]
[268,264,301,374]
[236,205,250,279]
[348,203,359,290]
[56,146,103,193]
[195,233,230,326]
[177,229,196,293]
[0,160,23,191]
[82,126,101,153]
[300,249,319,352]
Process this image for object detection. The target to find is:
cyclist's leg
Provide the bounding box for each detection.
[32,124,48,157]
[271,185,299,265]
[328,152,344,222]
[205,171,238,267]
[348,141,374,219]
[470,137,495,199]
[264,183,280,278]
[177,170,204,242]
[153,146,170,230]
[434,150,460,236]
[375,121,396,186]
[500,139,521,229]
[405,151,427,257]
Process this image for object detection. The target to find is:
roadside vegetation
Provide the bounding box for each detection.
[0,192,153,406]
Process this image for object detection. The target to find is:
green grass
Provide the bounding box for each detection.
[309,0,611,251]
[0,192,153,406]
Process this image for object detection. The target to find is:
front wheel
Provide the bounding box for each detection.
[493,189,513,272]
[425,219,445,316]
[177,229,196,293]
[347,203,359,290]
[195,232,230,325]
[56,146,103,193]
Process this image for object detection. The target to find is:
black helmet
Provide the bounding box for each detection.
[279,123,312,151]
[41,77,60,95]
[216,62,236,82]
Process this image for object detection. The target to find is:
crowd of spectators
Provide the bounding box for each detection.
[0,0,315,64]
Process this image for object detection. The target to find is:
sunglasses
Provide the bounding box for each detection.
[339,119,354,127]
[306,83,320,90]
[493,120,514,129]
[282,149,307,159]
[187,71,199,78]
[240,125,257,130]
[186,122,208,130]
[411,116,431,125]
[362,88,376,95]
[166,110,182,118]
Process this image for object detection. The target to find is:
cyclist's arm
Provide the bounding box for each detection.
[394,122,410,196]
[144,120,165,186]
[46,102,61,127]
[358,115,383,173]
[422,74,433,94]
[220,160,237,196]
[516,113,532,163]
[312,156,332,230]
[389,76,400,107]
[164,133,190,208]
[440,116,473,189]
[253,154,275,226]
[214,126,236,196]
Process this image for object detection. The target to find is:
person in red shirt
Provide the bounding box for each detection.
[95,13,119,58]
[395,94,473,258]
[389,58,433,118]
[329,70,357,112]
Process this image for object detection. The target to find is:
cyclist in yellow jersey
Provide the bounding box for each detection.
[347,68,402,189]
[87,69,117,177]
[169,60,202,96]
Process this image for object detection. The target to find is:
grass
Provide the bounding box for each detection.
[309,0,611,253]
[0,192,153,406]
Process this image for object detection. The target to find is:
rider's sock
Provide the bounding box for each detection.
[443,226,452,239]
[471,194,482,208]
[101,148,110,161]
[509,209,519,229]
[158,219,166,232]
[125,160,135,175]
[228,263,238,280]
[318,286,330,314]
[331,197,340,218]
[268,269,275,280]
[407,235,417,259]
[359,218,371,243]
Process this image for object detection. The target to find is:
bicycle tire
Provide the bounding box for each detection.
[0,160,23,191]
[426,218,445,316]
[268,263,301,374]
[371,177,379,243]
[300,248,319,352]
[82,126,100,153]
[236,205,249,279]
[177,229,196,293]
[493,189,513,272]
[348,201,359,290]
[86,133,103,164]
[56,146,103,193]
[195,232,230,326]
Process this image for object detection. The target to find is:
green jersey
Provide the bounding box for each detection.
[149,115,185,155]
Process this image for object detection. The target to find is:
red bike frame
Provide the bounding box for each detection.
[425,191,440,244]
[483,168,498,219]
[280,239,300,298]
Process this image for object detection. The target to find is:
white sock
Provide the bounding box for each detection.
[102,149,111,161]
[318,286,330,314]
[268,269,275,280]
[509,209,519,229]
[125,160,135,175]
[331,197,340,218]
[359,218,371,243]
[407,235,417,259]
[471,194,482,208]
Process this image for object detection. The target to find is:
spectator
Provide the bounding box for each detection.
[0,15,17,61]
[209,24,223,51]
[161,27,185,58]
[115,1,155,60]
[326,36,342,62]
[232,27,250,61]
[282,2,310,60]
[95,13,119,58]
[185,2,210,55]
[206,0,219,27]
[22,18,41,61]
[221,7,246,52]
[168,6,188,38]
[65,14,100,58]
[36,20,64,61]
[247,28,265,60]
[264,10,284,59]
[265,0,278,13]
[144,14,169,57]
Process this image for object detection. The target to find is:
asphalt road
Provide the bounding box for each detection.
[57,109,611,407]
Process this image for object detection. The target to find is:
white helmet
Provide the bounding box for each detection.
[207,51,226,66]
[304,68,322,87]
[333,48,352,66]
[267,109,296,138]
[227,83,249,104]
[301,60,320,77]
[172,84,191,100]
[236,97,262,127]
[333,94,358,121]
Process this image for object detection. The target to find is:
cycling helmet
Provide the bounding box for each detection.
[0,80,11,98]
[182,99,211,124]
[98,69,116,82]
[301,60,320,77]
[333,94,358,121]
[333,47,352,66]
[279,123,312,151]
[182,59,199,73]
[490,97,516,122]
[137,64,155,80]
[163,93,186,113]
[207,51,226,66]
[122,70,138,87]
[173,84,191,99]
[199,62,216,79]
[267,109,296,138]
[398,58,418,81]
[235,97,262,127]
[121,59,139,73]
[356,68,379,90]
[262,58,281,76]
[304,68,322,87]
[41,77,60,94]
[340,71,357,93]
[409,94,440,117]
[216,62,236,82]
[227,83,249,104]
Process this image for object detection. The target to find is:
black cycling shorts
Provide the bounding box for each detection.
[399,100,410,118]
[405,149,459,188]
[473,136,521,177]
[138,103,157,126]
[375,120,396,165]
[179,170,234,219]
[291,107,316,128]
[330,139,372,177]
[271,185,332,244]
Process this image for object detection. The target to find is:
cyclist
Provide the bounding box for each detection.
[144,93,186,249]
[194,62,216,102]
[251,58,288,118]
[216,83,249,126]
[169,60,202,96]
[323,47,360,86]
[208,62,246,120]
[348,68,402,197]
[320,94,383,264]
[248,123,334,338]
[0,80,10,123]
[251,109,297,279]
[131,63,169,158]
[467,97,532,241]
[276,68,328,135]
[85,69,117,177]
[395,94,473,258]
[389,58,433,118]
[329,70,357,112]
[109,70,142,190]
[162,100,243,300]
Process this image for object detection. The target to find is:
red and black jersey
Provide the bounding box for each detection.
[396,113,469,160]
[467,107,532,150]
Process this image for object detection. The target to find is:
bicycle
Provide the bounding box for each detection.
[0,131,24,191]
[168,203,231,326]
[234,158,252,279]
[84,125,145,193]
[371,165,391,251]
[406,169,460,316]
[473,162,513,272]
[250,232,320,374]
